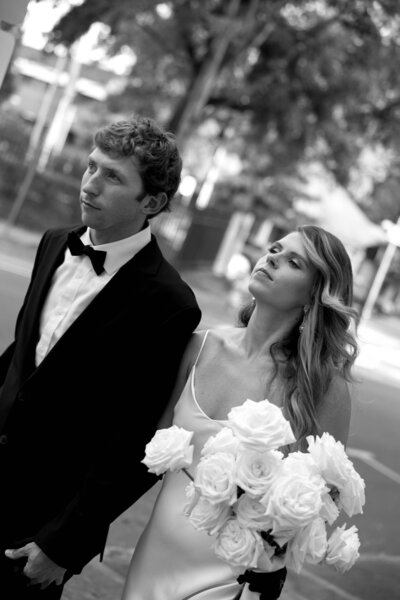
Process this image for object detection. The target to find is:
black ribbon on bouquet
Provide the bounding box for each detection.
[236,567,287,600]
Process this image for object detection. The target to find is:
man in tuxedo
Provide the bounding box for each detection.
[0,114,201,599]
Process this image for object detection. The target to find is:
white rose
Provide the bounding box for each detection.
[228,398,296,451]
[319,490,340,525]
[262,470,326,535]
[194,452,237,505]
[286,518,328,573]
[325,524,360,573]
[235,493,275,532]
[236,449,284,499]
[306,433,353,487]
[213,518,264,569]
[201,427,240,457]
[306,433,366,517]
[281,451,318,477]
[339,472,366,517]
[184,482,199,515]
[141,425,194,475]
[184,483,232,535]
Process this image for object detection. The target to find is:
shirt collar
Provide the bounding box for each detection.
[81,225,151,274]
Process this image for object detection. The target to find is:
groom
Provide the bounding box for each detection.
[0,114,201,599]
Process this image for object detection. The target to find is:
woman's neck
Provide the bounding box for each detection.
[242,305,299,359]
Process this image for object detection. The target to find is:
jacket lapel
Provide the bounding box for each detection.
[29,235,163,375]
[17,228,75,378]
[25,226,86,325]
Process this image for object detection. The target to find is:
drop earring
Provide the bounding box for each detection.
[299,305,309,334]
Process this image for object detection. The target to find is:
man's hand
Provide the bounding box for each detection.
[5,542,66,589]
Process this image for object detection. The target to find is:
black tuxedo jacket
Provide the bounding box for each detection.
[0,226,201,573]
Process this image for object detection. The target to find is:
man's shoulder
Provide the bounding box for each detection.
[148,237,197,294]
[156,261,200,311]
[145,250,200,320]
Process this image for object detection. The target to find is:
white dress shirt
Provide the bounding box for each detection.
[35,226,151,366]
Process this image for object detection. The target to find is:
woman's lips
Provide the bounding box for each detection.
[256,267,273,281]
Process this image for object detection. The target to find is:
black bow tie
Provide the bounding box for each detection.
[67,231,107,275]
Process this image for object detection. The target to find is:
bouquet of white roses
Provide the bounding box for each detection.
[141,399,365,578]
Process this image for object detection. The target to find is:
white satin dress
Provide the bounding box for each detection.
[121,331,243,600]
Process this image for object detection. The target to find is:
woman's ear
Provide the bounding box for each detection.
[141,192,168,216]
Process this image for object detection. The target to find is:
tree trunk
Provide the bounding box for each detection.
[168,0,241,149]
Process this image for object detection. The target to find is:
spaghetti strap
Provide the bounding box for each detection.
[193,330,210,368]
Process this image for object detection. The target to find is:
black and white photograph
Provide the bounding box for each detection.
[0,1,399,599]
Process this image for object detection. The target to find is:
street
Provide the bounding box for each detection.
[0,255,399,600]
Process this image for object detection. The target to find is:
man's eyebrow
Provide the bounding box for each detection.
[105,166,125,179]
[87,156,125,179]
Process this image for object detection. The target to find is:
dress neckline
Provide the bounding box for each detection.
[190,364,228,424]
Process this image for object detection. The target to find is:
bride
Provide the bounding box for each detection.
[121,225,359,600]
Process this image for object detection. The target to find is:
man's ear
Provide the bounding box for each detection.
[141,192,168,216]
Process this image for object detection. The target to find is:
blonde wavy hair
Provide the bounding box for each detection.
[239,225,359,448]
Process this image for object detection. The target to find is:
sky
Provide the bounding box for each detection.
[21,0,136,74]
[22,0,78,50]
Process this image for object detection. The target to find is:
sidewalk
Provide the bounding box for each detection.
[355,315,400,384]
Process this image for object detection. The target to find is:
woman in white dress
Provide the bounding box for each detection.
[121,225,359,600]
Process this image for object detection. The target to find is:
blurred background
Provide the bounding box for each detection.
[0,1,399,599]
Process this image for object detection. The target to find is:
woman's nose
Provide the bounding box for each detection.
[266,254,278,268]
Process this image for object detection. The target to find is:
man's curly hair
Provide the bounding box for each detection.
[94,115,182,214]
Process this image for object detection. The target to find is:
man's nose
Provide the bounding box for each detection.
[82,172,101,195]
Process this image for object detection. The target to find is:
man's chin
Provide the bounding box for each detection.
[80,210,96,227]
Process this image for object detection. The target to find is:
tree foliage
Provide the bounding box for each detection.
[41,0,400,221]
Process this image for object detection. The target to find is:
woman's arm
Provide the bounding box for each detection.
[315,374,352,447]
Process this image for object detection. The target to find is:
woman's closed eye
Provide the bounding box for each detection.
[288,258,301,269]
[268,246,300,267]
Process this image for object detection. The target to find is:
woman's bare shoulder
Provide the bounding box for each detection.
[185,327,239,365]
[193,326,239,344]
